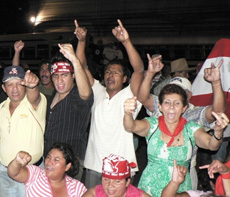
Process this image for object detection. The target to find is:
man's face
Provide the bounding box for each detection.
[102,177,130,197]
[174,71,189,78]
[39,63,52,86]
[104,64,127,94]
[2,79,26,103]
[52,72,74,97]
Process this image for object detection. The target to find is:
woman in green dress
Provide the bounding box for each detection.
[123,84,228,196]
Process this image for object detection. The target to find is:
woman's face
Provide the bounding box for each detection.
[45,148,71,180]
[101,177,130,197]
[159,93,187,124]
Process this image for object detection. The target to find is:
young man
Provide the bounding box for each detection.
[44,43,93,181]
[0,66,46,197]
[74,19,144,187]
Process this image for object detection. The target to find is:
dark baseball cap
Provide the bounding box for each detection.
[2,66,25,83]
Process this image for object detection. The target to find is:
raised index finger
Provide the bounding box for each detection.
[117,19,123,27]
[216,59,223,69]
[74,20,79,28]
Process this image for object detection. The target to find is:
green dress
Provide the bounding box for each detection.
[138,117,201,196]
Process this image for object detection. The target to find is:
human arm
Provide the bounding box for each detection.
[12,40,24,66]
[194,112,229,150]
[74,20,94,86]
[138,54,164,112]
[123,96,150,136]
[161,160,189,197]
[7,151,31,183]
[21,70,40,109]
[58,43,92,100]
[200,160,230,196]
[112,19,144,96]
[203,59,226,123]
[82,187,96,197]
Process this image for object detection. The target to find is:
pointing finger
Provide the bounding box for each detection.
[117,19,123,27]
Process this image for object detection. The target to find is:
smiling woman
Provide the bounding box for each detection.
[7,143,87,197]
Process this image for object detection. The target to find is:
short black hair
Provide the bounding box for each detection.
[48,143,79,178]
[159,84,188,107]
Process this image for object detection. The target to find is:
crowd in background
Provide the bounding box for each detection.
[0,19,230,197]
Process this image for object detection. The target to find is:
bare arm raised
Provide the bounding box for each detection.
[74,20,94,86]
[203,59,226,123]
[58,43,92,100]
[21,70,40,109]
[7,151,31,183]
[12,40,24,66]
[112,19,144,96]
[137,54,164,112]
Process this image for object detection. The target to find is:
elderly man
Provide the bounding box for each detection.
[0,66,46,197]
[153,57,196,96]
[137,54,226,190]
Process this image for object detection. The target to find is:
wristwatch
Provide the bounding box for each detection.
[213,132,223,141]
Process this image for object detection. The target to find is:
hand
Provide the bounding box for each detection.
[212,112,229,137]
[172,160,187,184]
[112,19,129,43]
[16,151,31,166]
[204,59,223,84]
[14,40,24,52]
[74,20,87,41]
[58,43,78,64]
[199,160,230,179]
[146,54,164,74]
[21,70,39,88]
[124,96,137,115]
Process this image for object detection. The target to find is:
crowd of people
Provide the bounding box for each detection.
[0,19,229,197]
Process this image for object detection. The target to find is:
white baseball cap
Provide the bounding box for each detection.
[170,77,191,91]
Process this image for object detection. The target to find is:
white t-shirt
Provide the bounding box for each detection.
[84,80,142,173]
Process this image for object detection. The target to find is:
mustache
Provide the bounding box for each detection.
[40,75,49,79]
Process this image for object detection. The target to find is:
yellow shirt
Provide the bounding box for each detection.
[0,93,47,166]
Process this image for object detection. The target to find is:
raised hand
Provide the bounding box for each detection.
[146,53,164,74]
[74,20,87,41]
[16,151,31,166]
[14,40,24,53]
[124,96,137,115]
[199,160,230,179]
[21,70,39,88]
[204,59,223,84]
[172,160,187,184]
[212,112,229,136]
[58,43,78,63]
[112,19,129,43]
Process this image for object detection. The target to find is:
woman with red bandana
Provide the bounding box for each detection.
[123,84,229,196]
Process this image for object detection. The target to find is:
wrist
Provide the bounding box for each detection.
[211,80,221,86]
[213,131,223,141]
[26,84,38,89]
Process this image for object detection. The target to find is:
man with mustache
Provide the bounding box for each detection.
[38,60,54,101]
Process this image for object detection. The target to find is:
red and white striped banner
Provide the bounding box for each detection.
[191,38,230,119]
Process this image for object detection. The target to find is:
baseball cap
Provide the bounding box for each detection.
[2,66,25,83]
[102,154,137,180]
[50,61,73,75]
[170,77,192,91]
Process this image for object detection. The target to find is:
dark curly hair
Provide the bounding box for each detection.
[48,143,79,178]
[159,84,188,107]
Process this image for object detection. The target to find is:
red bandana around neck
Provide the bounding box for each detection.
[159,116,187,147]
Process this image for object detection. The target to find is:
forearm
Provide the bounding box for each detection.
[72,59,92,100]
[223,179,230,195]
[208,134,223,151]
[26,87,41,109]
[161,181,180,197]
[138,71,155,104]
[12,51,20,66]
[122,39,144,73]
[212,80,226,113]
[76,40,87,68]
